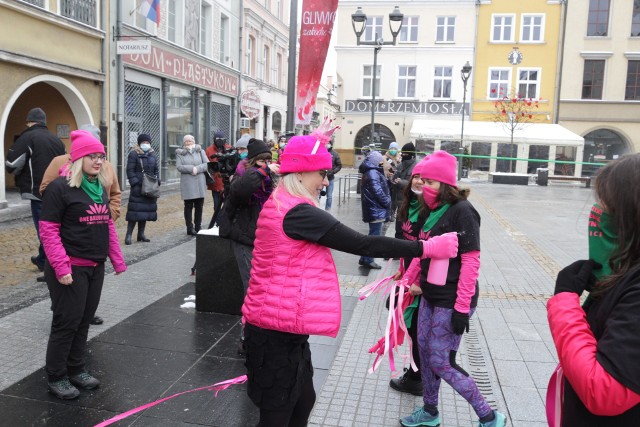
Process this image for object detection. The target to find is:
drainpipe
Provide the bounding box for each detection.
[100,0,107,145]
[237,0,244,141]
[553,0,568,124]
[116,0,125,186]
[470,0,480,121]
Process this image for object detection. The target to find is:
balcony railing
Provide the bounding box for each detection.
[22,0,45,6]
[60,0,97,27]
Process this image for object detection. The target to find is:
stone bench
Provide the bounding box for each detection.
[489,173,530,186]
[548,175,591,188]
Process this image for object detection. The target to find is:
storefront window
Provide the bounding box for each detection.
[414,139,435,158]
[166,83,194,181]
[471,142,491,171]
[582,129,628,177]
[496,143,515,172]
[555,146,576,176]
[198,93,207,146]
[527,145,549,173]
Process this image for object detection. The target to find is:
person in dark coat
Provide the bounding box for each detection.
[359,150,391,269]
[324,140,342,211]
[5,107,66,275]
[124,134,159,245]
[392,142,418,239]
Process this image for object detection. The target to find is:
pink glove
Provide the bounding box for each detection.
[421,232,458,260]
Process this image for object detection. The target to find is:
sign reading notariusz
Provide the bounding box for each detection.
[345,100,468,115]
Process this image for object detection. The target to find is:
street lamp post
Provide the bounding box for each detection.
[459,61,472,180]
[351,6,403,150]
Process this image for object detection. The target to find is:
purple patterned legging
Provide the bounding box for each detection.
[418,299,493,419]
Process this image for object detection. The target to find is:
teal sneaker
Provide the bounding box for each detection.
[478,410,507,427]
[400,406,440,427]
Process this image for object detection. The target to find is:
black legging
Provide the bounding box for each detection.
[184,198,204,230]
[257,378,316,427]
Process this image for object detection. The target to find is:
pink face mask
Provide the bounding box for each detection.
[422,186,440,210]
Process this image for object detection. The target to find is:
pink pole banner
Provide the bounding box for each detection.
[295,0,339,125]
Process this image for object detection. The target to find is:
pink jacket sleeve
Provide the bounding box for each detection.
[547,292,640,415]
[454,250,480,313]
[108,219,127,273]
[39,220,71,278]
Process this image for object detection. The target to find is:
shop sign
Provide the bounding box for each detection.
[116,40,151,55]
[345,100,468,115]
[240,90,261,119]
[123,45,239,96]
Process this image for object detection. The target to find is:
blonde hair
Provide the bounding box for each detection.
[67,158,108,189]
[273,173,320,210]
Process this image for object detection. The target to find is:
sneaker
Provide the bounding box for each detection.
[400,407,440,427]
[48,378,80,400]
[390,369,422,396]
[478,410,507,427]
[69,371,100,390]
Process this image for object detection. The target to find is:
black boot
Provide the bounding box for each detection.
[125,221,135,245]
[137,221,150,242]
[389,368,422,396]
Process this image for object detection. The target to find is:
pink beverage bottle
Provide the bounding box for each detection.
[427,258,449,286]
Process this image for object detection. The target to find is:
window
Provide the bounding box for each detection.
[220,14,229,63]
[276,0,282,19]
[491,14,514,42]
[275,53,282,89]
[364,16,383,42]
[488,68,510,98]
[246,36,255,76]
[433,66,453,98]
[521,14,544,42]
[626,60,640,100]
[61,0,97,27]
[632,0,640,36]
[168,0,177,42]
[397,66,416,98]
[262,46,270,83]
[587,0,610,36]
[200,2,211,56]
[400,16,419,42]
[363,65,381,97]
[436,16,455,42]
[517,69,540,99]
[582,60,605,99]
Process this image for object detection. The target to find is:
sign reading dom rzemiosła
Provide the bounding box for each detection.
[345,100,468,115]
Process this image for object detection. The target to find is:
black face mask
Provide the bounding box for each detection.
[402,154,413,161]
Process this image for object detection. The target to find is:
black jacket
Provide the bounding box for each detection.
[327,148,342,180]
[125,147,159,222]
[5,124,66,199]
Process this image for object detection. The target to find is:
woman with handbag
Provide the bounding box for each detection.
[176,134,208,236]
[547,153,640,426]
[124,134,159,245]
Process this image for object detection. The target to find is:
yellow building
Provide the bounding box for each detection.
[470,0,570,174]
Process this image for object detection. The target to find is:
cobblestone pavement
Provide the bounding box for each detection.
[0,185,214,317]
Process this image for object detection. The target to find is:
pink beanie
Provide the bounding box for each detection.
[70,130,105,162]
[279,135,332,173]
[420,150,457,187]
[411,156,430,176]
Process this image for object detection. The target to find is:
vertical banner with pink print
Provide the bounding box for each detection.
[295,0,339,125]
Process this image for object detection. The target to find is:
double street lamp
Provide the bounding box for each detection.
[351,6,404,150]
[459,61,472,180]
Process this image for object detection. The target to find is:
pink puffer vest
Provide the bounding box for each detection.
[242,188,341,337]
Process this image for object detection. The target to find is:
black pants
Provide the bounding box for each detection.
[184,198,204,231]
[257,380,315,427]
[45,263,104,382]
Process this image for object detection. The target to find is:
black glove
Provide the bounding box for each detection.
[451,310,470,335]
[554,260,600,296]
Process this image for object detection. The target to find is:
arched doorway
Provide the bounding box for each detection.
[354,123,397,153]
[272,111,282,136]
[1,75,92,206]
[582,129,629,177]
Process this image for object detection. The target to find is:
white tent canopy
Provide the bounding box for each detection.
[410,119,584,147]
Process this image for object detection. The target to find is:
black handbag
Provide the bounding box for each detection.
[139,159,160,199]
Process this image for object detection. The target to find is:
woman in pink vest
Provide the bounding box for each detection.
[242,131,459,427]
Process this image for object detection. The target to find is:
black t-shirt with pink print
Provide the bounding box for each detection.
[40,177,111,262]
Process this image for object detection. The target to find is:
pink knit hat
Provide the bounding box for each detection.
[70,130,105,162]
[420,150,457,187]
[411,156,430,176]
[279,135,332,173]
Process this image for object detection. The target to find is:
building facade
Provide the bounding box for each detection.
[558,0,640,177]
[240,0,290,144]
[334,0,477,166]
[0,0,106,208]
[471,0,565,174]
[112,0,242,183]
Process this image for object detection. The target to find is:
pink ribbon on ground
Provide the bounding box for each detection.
[359,275,418,375]
[94,375,248,427]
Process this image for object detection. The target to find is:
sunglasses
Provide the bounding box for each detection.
[88,154,107,161]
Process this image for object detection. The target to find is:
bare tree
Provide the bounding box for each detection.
[492,90,539,172]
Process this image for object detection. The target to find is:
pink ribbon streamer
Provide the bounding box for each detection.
[546,364,564,427]
[94,375,248,427]
[359,275,418,375]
